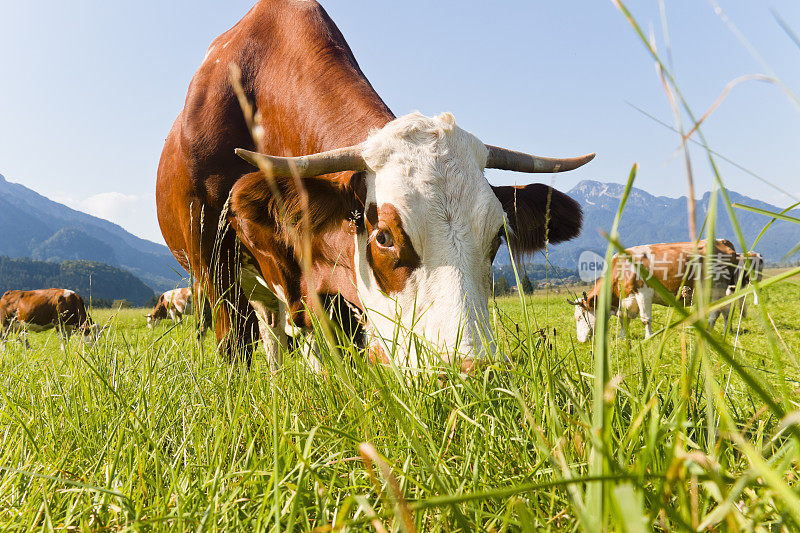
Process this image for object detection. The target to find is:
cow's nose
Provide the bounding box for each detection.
[453,321,497,362]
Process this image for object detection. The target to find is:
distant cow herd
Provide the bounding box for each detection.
[0,1,774,367]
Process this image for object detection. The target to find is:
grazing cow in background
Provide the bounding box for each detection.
[156,0,592,369]
[0,289,99,350]
[146,283,211,339]
[569,239,738,342]
[146,287,192,328]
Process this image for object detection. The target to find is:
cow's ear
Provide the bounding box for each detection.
[230,170,366,241]
[492,184,582,255]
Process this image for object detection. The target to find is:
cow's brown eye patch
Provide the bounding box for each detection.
[365,203,420,294]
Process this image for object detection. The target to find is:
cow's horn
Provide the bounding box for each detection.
[566,298,580,306]
[235,145,367,178]
[485,145,595,173]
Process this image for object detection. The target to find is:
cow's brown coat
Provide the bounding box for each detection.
[157,0,583,362]
[0,289,94,339]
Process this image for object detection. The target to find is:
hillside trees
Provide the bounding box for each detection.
[0,256,154,305]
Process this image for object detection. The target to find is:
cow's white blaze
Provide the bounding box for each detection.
[82,323,100,345]
[574,305,596,343]
[355,112,505,366]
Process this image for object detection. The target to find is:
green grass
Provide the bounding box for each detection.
[0,277,798,531]
[499,277,800,409]
[3,2,800,530]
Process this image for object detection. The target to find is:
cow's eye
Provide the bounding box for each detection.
[375,229,394,248]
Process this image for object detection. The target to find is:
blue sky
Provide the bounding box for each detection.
[1,1,798,244]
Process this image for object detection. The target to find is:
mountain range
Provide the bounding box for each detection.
[1,173,798,293]
[496,180,800,270]
[0,173,183,293]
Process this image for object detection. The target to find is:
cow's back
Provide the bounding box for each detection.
[613,240,737,298]
[159,0,390,214]
[4,289,58,327]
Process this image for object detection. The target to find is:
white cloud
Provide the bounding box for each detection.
[81,192,140,220]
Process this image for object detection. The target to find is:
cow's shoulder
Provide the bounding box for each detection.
[0,290,19,304]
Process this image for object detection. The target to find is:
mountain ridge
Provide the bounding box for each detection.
[0,173,183,292]
[3,173,797,287]
[496,179,800,269]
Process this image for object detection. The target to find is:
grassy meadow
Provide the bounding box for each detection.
[2,2,800,531]
[0,272,799,531]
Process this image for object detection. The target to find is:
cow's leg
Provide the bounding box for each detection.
[194,225,259,365]
[709,307,730,333]
[0,319,9,351]
[708,284,729,332]
[3,320,22,349]
[298,333,323,373]
[615,308,627,339]
[58,327,70,350]
[634,288,655,339]
[250,299,287,371]
[292,295,363,373]
[725,285,741,333]
[240,257,288,370]
[189,280,211,343]
[283,314,322,373]
[197,300,212,342]
[708,309,719,330]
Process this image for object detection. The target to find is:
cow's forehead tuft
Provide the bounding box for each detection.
[362,112,488,175]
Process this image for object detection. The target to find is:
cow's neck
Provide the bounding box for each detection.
[252,55,395,155]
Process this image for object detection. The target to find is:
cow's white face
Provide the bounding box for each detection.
[574,303,596,343]
[82,323,101,345]
[354,113,505,367]
[146,315,159,329]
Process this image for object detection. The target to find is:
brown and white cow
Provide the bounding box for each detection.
[569,240,739,342]
[0,289,99,350]
[156,0,591,368]
[146,283,211,341]
[146,287,192,328]
[731,251,764,305]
